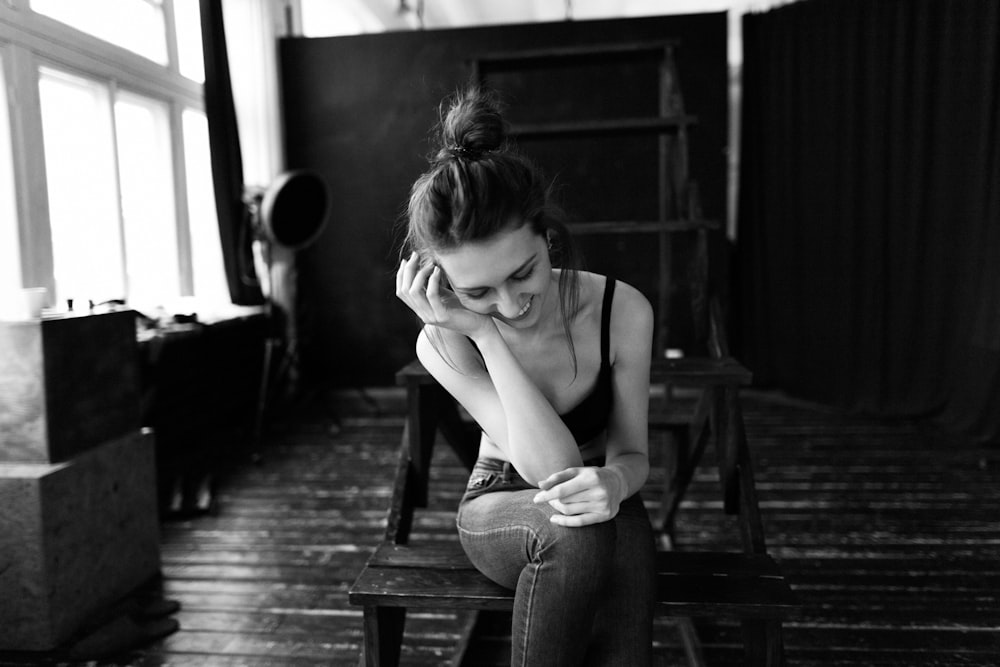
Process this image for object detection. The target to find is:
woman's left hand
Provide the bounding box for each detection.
[532,466,626,527]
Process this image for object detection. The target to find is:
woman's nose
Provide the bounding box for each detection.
[495,287,522,318]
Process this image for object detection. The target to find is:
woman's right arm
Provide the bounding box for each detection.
[399,254,581,484]
[417,326,583,485]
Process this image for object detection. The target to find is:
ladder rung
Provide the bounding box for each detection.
[472,41,679,67]
[568,220,720,235]
[511,116,696,138]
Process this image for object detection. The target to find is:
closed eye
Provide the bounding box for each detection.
[453,257,537,300]
[511,267,534,282]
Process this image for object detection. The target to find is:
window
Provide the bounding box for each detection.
[173,0,205,82]
[0,0,229,312]
[0,51,22,298]
[115,91,181,307]
[39,68,124,304]
[30,0,168,65]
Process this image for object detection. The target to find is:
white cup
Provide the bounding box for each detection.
[0,287,47,320]
[23,288,47,318]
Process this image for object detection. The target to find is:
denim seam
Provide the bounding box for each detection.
[455,523,540,667]
[520,546,537,667]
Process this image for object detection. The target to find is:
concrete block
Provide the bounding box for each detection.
[0,310,140,463]
[0,429,160,650]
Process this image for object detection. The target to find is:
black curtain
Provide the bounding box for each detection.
[736,0,1000,444]
[199,0,262,305]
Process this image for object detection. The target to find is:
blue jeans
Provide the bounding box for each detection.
[456,458,655,667]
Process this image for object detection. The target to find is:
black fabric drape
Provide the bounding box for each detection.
[736,0,1000,444]
[199,0,262,305]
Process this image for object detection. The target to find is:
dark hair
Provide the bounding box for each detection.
[403,86,582,372]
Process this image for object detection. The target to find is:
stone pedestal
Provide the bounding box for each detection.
[0,429,160,650]
[0,310,140,463]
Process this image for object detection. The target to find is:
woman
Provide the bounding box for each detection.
[396,87,656,666]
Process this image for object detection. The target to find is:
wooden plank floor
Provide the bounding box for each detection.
[3,388,999,666]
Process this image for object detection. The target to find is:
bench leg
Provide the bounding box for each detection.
[361,606,405,667]
[676,617,708,667]
[654,428,681,546]
[764,620,786,667]
[740,619,786,667]
[659,392,712,543]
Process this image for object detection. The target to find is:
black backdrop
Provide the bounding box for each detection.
[279,14,728,386]
[736,0,1000,444]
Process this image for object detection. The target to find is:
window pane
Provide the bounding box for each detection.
[0,54,22,298]
[174,0,204,82]
[115,91,180,308]
[182,108,230,304]
[38,68,124,306]
[31,0,168,65]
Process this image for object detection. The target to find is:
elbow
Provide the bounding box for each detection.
[634,456,650,488]
[512,451,584,488]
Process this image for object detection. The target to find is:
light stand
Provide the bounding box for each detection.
[245,170,330,451]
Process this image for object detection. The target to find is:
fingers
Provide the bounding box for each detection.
[395,252,418,295]
[425,265,448,320]
[534,467,619,527]
[395,253,488,335]
[549,512,607,528]
[536,468,576,491]
[533,468,597,504]
[535,486,602,507]
[396,252,436,315]
[545,494,614,525]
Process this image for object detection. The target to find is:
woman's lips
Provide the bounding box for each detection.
[493,295,533,323]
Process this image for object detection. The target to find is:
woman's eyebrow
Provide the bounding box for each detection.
[452,254,537,292]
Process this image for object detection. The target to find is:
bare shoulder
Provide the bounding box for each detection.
[571,272,651,329]
[569,271,652,355]
[415,325,485,381]
[607,278,654,358]
[609,278,653,321]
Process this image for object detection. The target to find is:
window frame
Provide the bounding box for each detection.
[0,0,205,303]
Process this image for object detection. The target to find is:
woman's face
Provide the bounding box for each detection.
[435,224,554,330]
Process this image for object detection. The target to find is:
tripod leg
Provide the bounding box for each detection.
[252,336,275,454]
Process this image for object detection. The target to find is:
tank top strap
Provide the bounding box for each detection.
[600,278,616,369]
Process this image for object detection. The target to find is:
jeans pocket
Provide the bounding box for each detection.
[466,471,498,492]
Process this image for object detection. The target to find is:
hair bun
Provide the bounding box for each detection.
[439,87,506,159]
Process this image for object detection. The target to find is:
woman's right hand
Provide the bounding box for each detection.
[396,252,494,338]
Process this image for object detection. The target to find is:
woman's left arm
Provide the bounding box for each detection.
[533,282,654,526]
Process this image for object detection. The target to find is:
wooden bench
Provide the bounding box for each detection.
[349,362,800,666]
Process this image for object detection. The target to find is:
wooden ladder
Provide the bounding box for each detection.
[471,41,719,357]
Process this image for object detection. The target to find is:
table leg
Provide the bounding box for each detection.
[361,606,405,667]
[658,389,713,542]
[405,382,440,508]
[712,385,741,515]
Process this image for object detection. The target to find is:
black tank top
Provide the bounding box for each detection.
[558,278,615,445]
[468,278,616,446]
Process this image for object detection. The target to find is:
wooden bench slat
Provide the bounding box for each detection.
[350,567,515,610]
[401,357,754,387]
[656,551,786,578]
[350,563,799,620]
[351,543,800,620]
[650,357,753,386]
[367,543,479,570]
[655,576,801,619]
[368,542,787,578]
